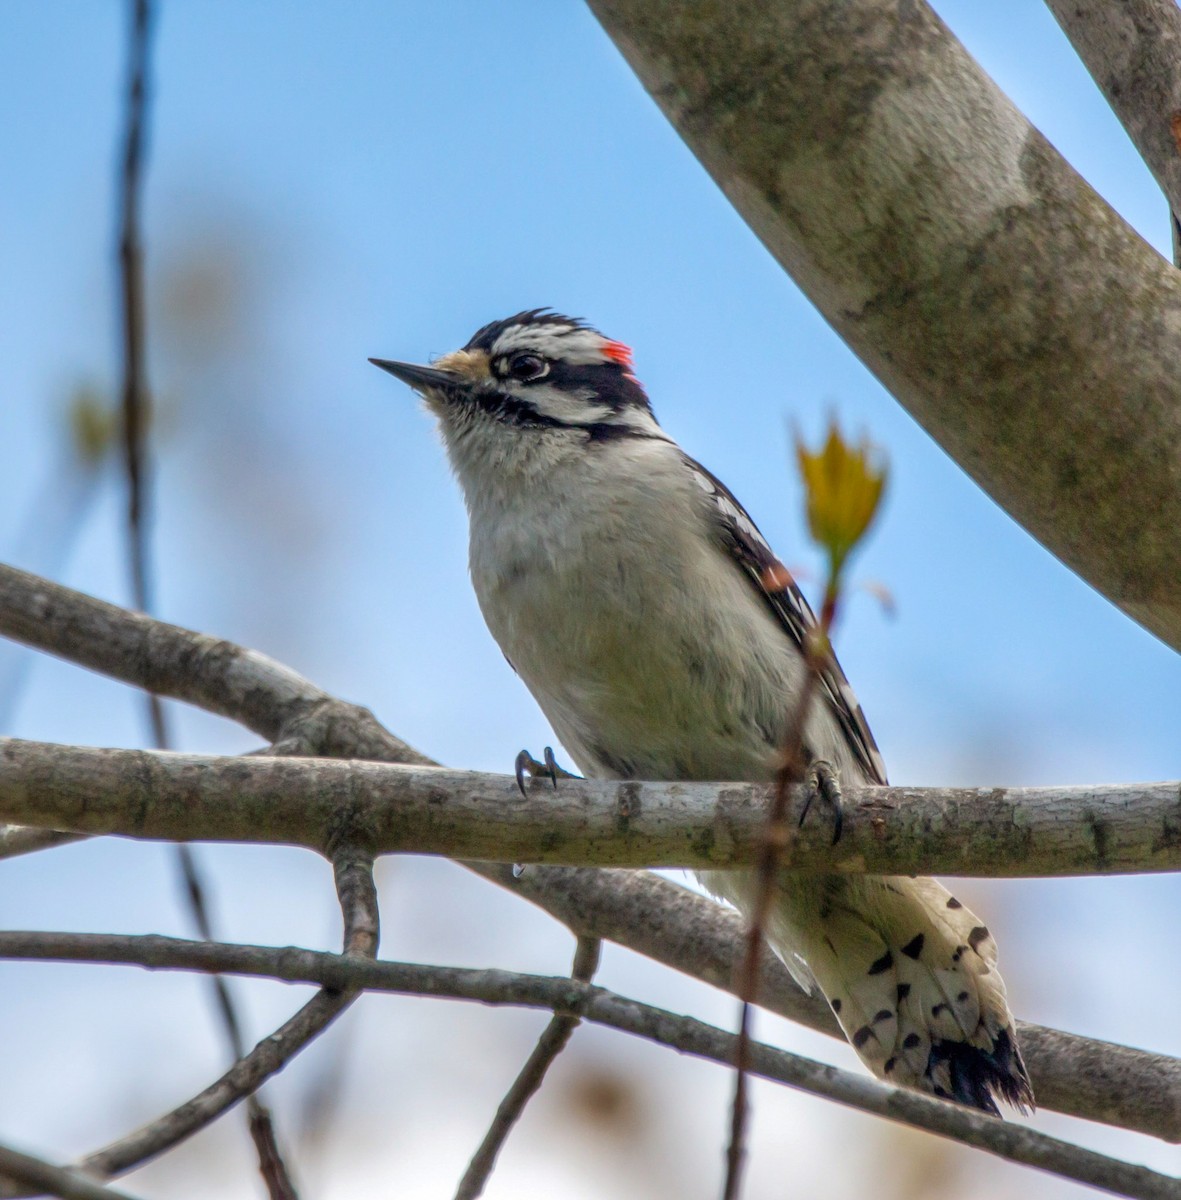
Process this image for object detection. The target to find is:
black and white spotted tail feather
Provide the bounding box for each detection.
[929,1027,1031,1116]
[804,874,1034,1116]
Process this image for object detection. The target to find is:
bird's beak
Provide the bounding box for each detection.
[369,358,463,393]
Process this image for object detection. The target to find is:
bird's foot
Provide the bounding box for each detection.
[798,758,843,845]
[513,746,578,798]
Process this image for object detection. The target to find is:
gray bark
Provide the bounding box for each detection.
[1045,0,1181,262]
[585,0,1181,652]
[0,932,1177,1200]
[0,737,1178,877]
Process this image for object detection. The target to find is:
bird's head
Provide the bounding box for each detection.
[370,310,659,451]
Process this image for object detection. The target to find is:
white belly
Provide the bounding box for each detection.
[468,470,815,784]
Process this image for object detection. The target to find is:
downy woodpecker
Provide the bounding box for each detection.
[371,310,1032,1114]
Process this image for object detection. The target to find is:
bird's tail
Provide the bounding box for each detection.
[780,873,1033,1114]
[704,867,1033,1113]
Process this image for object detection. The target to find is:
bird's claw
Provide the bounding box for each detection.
[514,746,576,798]
[798,758,844,845]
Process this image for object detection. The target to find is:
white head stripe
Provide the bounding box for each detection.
[491,324,612,366]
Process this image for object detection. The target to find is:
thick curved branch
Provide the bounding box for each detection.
[584,0,1181,652]
[1044,0,1181,260]
[1,931,1176,1200]
[1,566,1177,1139]
[0,736,1176,878]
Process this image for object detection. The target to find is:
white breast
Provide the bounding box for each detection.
[463,435,830,783]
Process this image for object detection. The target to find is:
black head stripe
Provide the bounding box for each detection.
[471,389,664,444]
[471,391,567,430]
[546,359,652,415]
[464,309,587,353]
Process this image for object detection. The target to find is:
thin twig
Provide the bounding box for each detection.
[0,931,1176,1200]
[0,561,428,763]
[62,846,379,1188]
[724,648,824,1199]
[116,0,152,624]
[0,565,1178,1139]
[116,1,298,1192]
[0,1144,140,1200]
[455,936,602,1199]
[70,991,350,1185]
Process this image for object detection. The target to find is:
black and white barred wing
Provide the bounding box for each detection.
[683,455,888,787]
[683,455,1032,1113]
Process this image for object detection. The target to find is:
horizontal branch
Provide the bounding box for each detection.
[0,1144,139,1200]
[3,932,1178,1200]
[2,566,1178,1140]
[30,846,381,1194]
[486,863,1181,1143]
[0,737,1177,878]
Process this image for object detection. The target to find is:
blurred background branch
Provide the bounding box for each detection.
[0,929,1176,1200]
[112,3,298,1194]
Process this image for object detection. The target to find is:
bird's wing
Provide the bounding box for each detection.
[684,454,888,786]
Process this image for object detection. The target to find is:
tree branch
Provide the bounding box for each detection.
[0,1144,140,1200]
[2,931,1177,1200]
[1044,0,1181,263]
[454,935,601,1199]
[583,0,1181,652]
[0,561,429,766]
[1,565,1177,1139]
[0,736,1176,878]
[483,863,1181,1143]
[12,845,381,1192]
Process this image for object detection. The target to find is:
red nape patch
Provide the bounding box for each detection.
[602,339,634,369]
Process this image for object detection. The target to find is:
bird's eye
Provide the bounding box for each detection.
[508,353,547,382]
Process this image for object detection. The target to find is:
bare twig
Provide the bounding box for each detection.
[494,863,1181,1143]
[59,845,379,1188]
[1,931,1177,1200]
[114,3,296,1191]
[0,568,1178,1140]
[0,562,429,765]
[116,0,153,625]
[0,1144,140,1200]
[70,992,351,1186]
[455,936,601,1200]
[724,670,822,1200]
[1043,0,1181,265]
[246,1108,298,1200]
[173,833,300,1197]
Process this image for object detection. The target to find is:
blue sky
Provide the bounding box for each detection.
[1,3,1179,1196]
